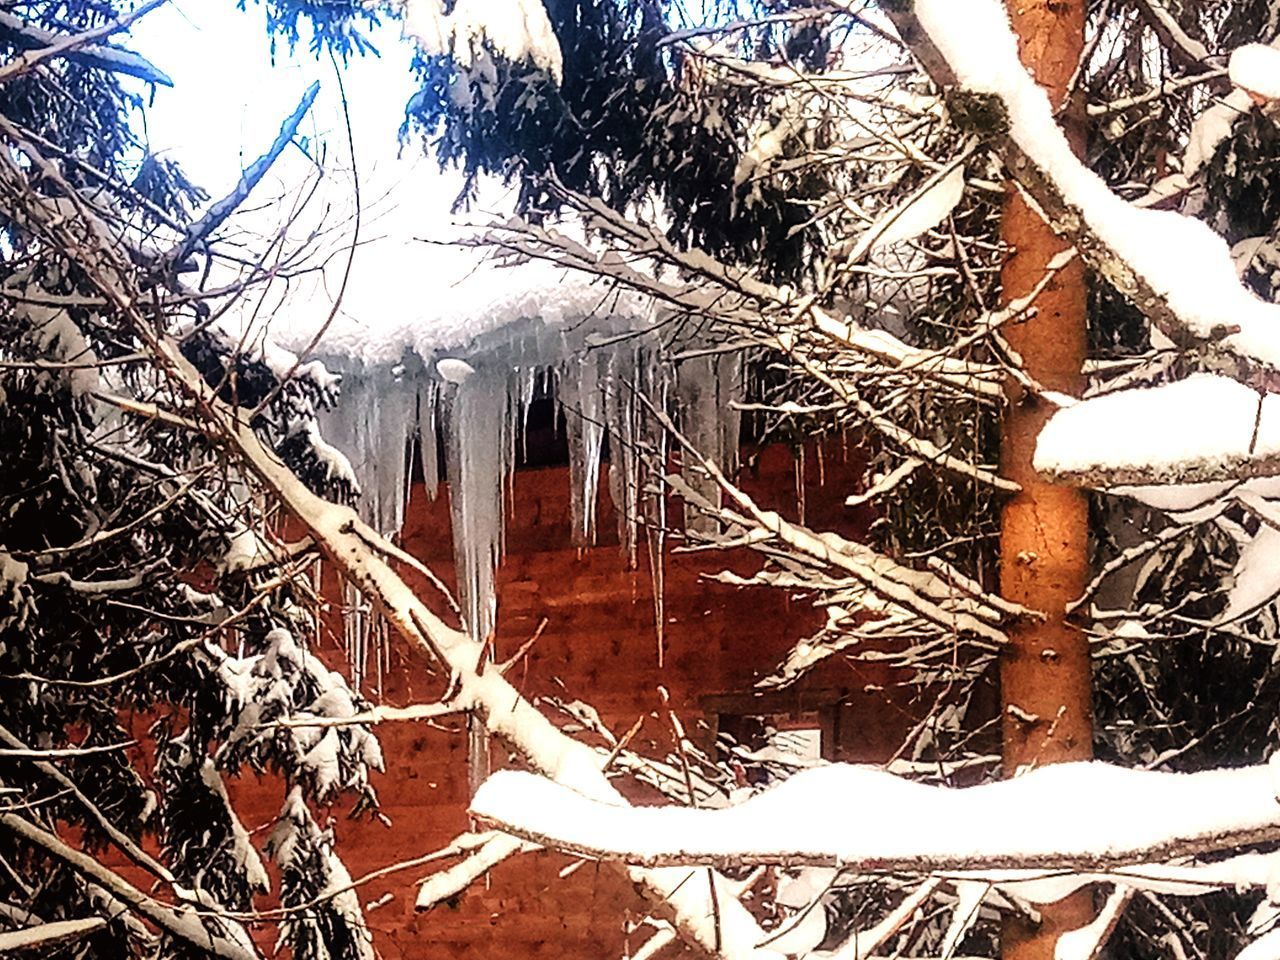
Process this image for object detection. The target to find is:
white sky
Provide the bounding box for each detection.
[129,3,420,196]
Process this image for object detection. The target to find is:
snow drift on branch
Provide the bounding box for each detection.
[470,761,1280,873]
[1034,375,1280,486]
[1230,43,1280,101]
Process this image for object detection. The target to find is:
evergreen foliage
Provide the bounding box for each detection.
[0,3,380,957]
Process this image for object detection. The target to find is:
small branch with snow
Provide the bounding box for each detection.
[1055,884,1133,960]
[415,832,536,912]
[270,700,465,729]
[0,917,108,953]
[648,400,1017,647]
[1133,0,1220,72]
[0,4,171,86]
[0,723,174,886]
[161,81,320,274]
[823,877,941,960]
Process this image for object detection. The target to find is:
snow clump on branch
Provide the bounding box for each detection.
[1230,43,1280,103]
[399,0,563,84]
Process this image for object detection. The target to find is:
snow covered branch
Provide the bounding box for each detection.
[889,0,1280,384]
[0,5,172,86]
[0,917,108,953]
[1035,376,1280,487]
[1132,0,1220,72]
[0,812,262,959]
[414,832,535,912]
[652,402,1017,649]
[476,196,1017,497]
[471,761,1280,877]
[163,81,320,273]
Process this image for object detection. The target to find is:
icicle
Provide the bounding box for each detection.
[372,364,415,537]
[673,348,745,535]
[342,580,367,693]
[467,715,492,799]
[504,369,521,537]
[795,444,808,527]
[317,371,363,498]
[641,355,673,667]
[716,349,744,479]
[676,353,724,535]
[417,377,441,500]
[516,365,538,464]
[445,366,510,644]
[604,348,642,566]
[449,369,516,825]
[317,361,415,693]
[560,350,606,547]
[317,364,414,537]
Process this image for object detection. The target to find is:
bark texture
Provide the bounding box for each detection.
[997,0,1096,955]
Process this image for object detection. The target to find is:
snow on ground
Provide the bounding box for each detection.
[914,0,1280,371]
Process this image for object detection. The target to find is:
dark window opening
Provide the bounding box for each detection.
[723,716,823,789]
[518,390,570,468]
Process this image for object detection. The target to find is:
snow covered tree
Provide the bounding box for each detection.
[374,1,1280,959]
[18,1,1280,959]
[0,3,386,957]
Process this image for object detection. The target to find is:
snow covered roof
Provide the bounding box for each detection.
[269,244,657,368]
[226,156,657,370]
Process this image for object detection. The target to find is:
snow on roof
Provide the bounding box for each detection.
[472,761,1280,878]
[1034,375,1280,486]
[914,0,1280,372]
[268,239,655,368]
[225,156,655,369]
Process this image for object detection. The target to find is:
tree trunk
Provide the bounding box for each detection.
[998,0,1094,956]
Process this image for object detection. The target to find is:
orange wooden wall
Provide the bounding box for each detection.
[210,441,914,958]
